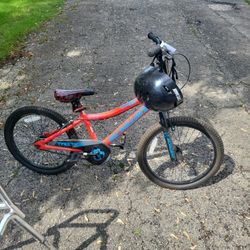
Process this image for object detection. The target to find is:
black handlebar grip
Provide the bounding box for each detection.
[147,45,161,57]
[148,32,161,44]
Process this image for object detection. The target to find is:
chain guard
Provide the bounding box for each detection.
[85,144,110,165]
[51,139,110,165]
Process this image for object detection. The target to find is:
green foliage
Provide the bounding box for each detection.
[0,0,64,61]
[133,227,142,237]
[245,0,250,5]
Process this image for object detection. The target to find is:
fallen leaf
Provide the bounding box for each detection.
[183,230,191,241]
[63,188,71,191]
[32,191,36,198]
[144,197,149,204]
[190,245,197,250]
[180,211,187,217]
[84,215,89,222]
[240,128,247,133]
[176,217,180,224]
[117,219,125,225]
[27,51,34,57]
[170,233,179,240]
[154,208,161,213]
[185,197,190,203]
[118,246,122,250]
[20,190,25,197]
[96,239,102,245]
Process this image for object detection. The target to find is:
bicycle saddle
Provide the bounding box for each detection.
[54,88,95,103]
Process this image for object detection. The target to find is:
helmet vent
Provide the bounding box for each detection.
[163,85,171,93]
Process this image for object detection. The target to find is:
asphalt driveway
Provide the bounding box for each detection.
[0,0,249,249]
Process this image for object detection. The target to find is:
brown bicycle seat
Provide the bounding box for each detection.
[54,88,95,103]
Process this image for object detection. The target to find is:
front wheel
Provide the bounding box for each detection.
[137,116,224,189]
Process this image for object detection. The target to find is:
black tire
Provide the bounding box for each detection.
[4,106,78,174]
[137,116,224,189]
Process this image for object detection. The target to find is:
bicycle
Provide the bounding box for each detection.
[4,32,224,189]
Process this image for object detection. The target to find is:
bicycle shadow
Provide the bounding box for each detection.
[205,154,235,186]
[117,136,235,189]
[2,209,119,250]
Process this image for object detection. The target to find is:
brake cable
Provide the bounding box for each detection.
[173,53,191,89]
[150,49,191,89]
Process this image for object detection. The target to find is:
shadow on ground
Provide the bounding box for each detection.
[3,209,119,250]
[207,154,235,185]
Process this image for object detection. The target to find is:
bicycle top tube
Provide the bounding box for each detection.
[80,98,141,121]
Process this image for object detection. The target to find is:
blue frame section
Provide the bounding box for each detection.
[107,105,149,144]
[54,141,85,148]
[120,99,137,109]
[163,131,175,161]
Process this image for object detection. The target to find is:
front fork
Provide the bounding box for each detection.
[159,112,175,161]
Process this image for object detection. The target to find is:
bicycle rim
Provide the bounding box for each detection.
[145,123,216,185]
[12,113,71,169]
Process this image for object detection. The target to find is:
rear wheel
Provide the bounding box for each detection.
[4,106,78,174]
[137,116,224,189]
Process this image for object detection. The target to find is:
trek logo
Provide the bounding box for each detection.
[54,141,84,148]
[108,106,148,143]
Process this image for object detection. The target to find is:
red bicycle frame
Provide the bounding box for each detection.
[34,98,149,152]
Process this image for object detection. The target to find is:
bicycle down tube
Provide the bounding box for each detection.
[103,105,149,145]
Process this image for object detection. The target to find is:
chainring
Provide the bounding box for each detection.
[85,143,110,165]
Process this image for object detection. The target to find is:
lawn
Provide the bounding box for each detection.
[0,0,64,62]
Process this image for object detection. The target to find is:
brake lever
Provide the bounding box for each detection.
[147,45,161,57]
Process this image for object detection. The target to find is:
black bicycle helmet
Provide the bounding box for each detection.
[134,66,183,111]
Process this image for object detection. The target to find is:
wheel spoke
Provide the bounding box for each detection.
[12,112,71,170]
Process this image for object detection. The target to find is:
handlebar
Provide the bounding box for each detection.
[147,32,176,56]
[148,32,161,45]
[147,32,191,88]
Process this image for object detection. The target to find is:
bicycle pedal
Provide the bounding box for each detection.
[67,152,81,163]
[110,132,126,149]
[110,143,124,149]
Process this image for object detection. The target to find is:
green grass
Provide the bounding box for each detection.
[0,0,64,61]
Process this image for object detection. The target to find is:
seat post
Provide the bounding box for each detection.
[71,99,84,112]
